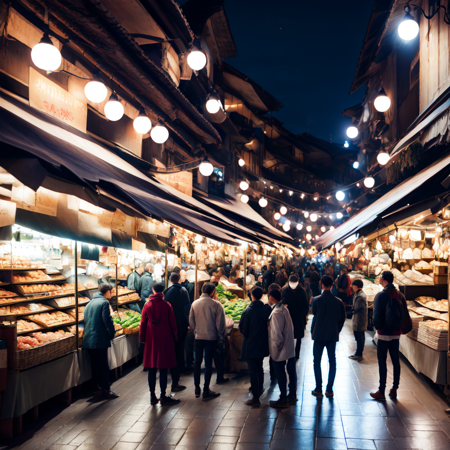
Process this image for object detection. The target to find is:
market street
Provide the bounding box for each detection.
[3,320,450,450]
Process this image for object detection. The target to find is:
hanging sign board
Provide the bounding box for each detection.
[0,200,16,227]
[29,67,87,132]
[17,187,58,216]
[155,171,193,197]
[137,218,170,238]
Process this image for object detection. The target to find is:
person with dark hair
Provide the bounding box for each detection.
[267,288,295,408]
[263,265,275,292]
[163,272,190,392]
[309,264,321,297]
[239,286,271,406]
[370,271,409,401]
[83,283,118,399]
[140,282,180,406]
[275,269,288,288]
[189,282,225,399]
[127,261,144,294]
[311,275,346,399]
[140,263,154,308]
[349,279,368,362]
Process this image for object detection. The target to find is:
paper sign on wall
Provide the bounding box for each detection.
[0,200,16,227]
[155,171,193,197]
[137,218,170,238]
[132,239,146,252]
[18,187,58,216]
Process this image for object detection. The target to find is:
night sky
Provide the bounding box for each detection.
[179,0,374,143]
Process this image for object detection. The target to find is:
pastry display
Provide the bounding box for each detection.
[425,301,448,312]
[0,256,42,269]
[17,330,73,350]
[52,297,89,308]
[0,306,10,315]
[117,287,135,296]
[66,306,85,320]
[17,319,42,333]
[0,288,17,298]
[12,270,51,283]
[25,303,54,312]
[10,305,32,315]
[421,320,448,330]
[118,293,140,304]
[61,283,86,291]
[18,284,62,294]
[84,281,97,289]
[411,307,440,318]
[0,296,28,305]
[28,311,74,327]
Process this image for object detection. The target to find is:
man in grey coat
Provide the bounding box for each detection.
[349,279,368,362]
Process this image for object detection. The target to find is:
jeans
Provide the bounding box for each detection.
[377,339,400,391]
[295,338,302,358]
[194,339,217,391]
[286,357,297,397]
[313,340,337,392]
[148,368,167,396]
[171,332,187,387]
[271,359,287,399]
[214,342,225,381]
[88,348,110,391]
[354,331,365,356]
[247,357,264,398]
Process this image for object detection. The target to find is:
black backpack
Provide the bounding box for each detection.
[385,290,404,330]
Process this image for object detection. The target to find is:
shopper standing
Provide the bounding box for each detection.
[83,283,118,399]
[309,264,321,297]
[282,274,310,359]
[370,271,410,401]
[349,279,368,362]
[239,286,271,406]
[164,273,190,392]
[140,282,180,406]
[140,263,154,308]
[311,275,346,398]
[127,261,144,294]
[189,282,225,399]
[267,288,295,408]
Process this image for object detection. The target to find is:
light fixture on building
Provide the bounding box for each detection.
[398,6,419,41]
[353,161,359,169]
[240,194,249,204]
[239,180,249,191]
[274,212,281,220]
[283,223,290,232]
[279,189,283,193]
[304,211,309,218]
[133,109,152,134]
[336,212,343,219]
[346,126,358,139]
[310,213,318,222]
[301,193,305,199]
[289,190,293,196]
[31,32,62,72]
[199,159,214,177]
[104,93,124,121]
[187,43,207,71]
[335,190,345,201]
[357,183,360,187]
[364,176,375,188]
[259,197,268,208]
[344,140,349,148]
[374,88,391,112]
[84,77,108,103]
[280,206,287,215]
[205,92,222,114]
[296,223,303,230]
[377,151,390,165]
[238,158,245,167]
[150,122,169,143]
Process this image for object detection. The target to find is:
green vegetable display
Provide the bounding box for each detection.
[216,284,236,300]
[114,311,141,328]
[224,300,250,323]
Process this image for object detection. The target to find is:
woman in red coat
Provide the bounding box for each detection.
[139,282,179,405]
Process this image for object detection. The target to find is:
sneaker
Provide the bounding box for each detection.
[269,398,289,408]
[245,397,261,406]
[325,391,334,398]
[312,390,323,398]
[171,385,187,392]
[150,393,159,405]
[203,389,221,400]
[160,395,180,406]
[389,388,397,399]
[349,355,363,361]
[370,390,386,401]
[102,390,119,399]
[216,378,230,384]
[287,395,297,404]
[195,386,201,398]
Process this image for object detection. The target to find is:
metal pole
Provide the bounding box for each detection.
[194,252,198,300]
[164,250,169,290]
[74,241,79,350]
[243,248,247,297]
[116,251,119,313]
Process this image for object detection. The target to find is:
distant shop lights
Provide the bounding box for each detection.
[346,126,358,139]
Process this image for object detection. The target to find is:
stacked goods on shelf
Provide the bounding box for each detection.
[407,310,423,340]
[368,256,391,277]
[0,256,43,269]
[66,306,86,320]
[0,296,27,305]
[0,289,18,298]
[113,311,140,334]
[16,319,42,333]
[224,300,250,323]
[84,281,98,289]
[362,282,382,308]
[118,293,140,305]
[16,284,62,295]
[0,304,54,315]
[49,297,90,308]
[17,330,73,349]
[417,320,448,351]
[116,287,135,296]
[27,311,74,327]
[415,260,433,273]
[12,271,51,283]
[392,268,434,286]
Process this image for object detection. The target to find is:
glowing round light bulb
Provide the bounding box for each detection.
[187,49,207,71]
[304,211,309,218]
[336,212,343,219]
[240,194,249,204]
[364,176,375,188]
[206,93,222,114]
[344,141,349,148]
[398,12,419,41]
[31,33,62,72]
[285,220,291,226]
[377,152,390,165]
[310,213,318,222]
[199,160,214,177]
[306,226,312,232]
[259,197,268,208]
[151,124,169,144]
[84,80,108,103]
[238,158,245,167]
[274,212,281,221]
[283,223,290,232]
[240,180,249,191]
[280,206,287,215]
[133,112,152,134]
[306,234,312,241]
[347,126,358,139]
[104,93,124,121]
[335,190,345,201]
[321,226,326,232]
[353,161,359,169]
[296,224,303,230]
[374,93,391,112]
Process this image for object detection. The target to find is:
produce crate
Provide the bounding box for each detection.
[433,274,447,285]
[11,335,76,370]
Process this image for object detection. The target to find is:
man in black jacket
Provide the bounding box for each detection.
[164,272,190,392]
[282,275,310,359]
[370,271,407,401]
[239,286,272,406]
[311,275,346,398]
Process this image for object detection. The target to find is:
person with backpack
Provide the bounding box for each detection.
[371,271,411,401]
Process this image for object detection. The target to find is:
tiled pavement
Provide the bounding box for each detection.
[3,319,450,450]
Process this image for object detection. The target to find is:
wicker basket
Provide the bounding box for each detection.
[123,326,139,335]
[11,335,76,370]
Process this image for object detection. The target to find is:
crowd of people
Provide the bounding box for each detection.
[81,260,412,409]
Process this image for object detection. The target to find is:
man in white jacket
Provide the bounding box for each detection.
[267,288,295,408]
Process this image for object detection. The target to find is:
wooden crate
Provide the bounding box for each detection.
[123,326,139,335]
[433,274,448,285]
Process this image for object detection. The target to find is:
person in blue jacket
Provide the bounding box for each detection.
[140,264,154,307]
[83,283,118,399]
